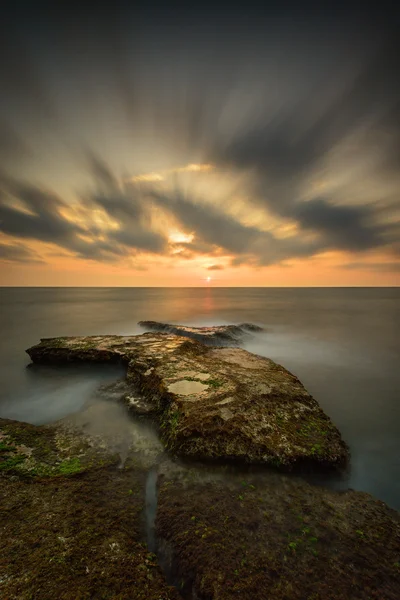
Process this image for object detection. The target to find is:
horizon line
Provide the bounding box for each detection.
[1,285,399,289]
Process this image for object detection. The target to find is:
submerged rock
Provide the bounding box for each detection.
[156,471,400,600]
[138,320,264,345]
[26,333,349,469]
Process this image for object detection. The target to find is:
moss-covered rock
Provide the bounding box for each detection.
[0,418,117,478]
[26,333,348,470]
[0,466,181,599]
[0,418,181,599]
[156,470,400,600]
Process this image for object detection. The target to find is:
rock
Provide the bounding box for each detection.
[0,419,181,600]
[156,470,400,600]
[26,333,349,469]
[0,417,120,478]
[138,321,264,345]
[0,404,164,478]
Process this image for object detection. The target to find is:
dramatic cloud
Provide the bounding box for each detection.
[0,167,169,262]
[0,2,399,284]
[85,153,168,253]
[291,199,397,253]
[0,178,128,262]
[0,183,82,244]
[204,32,400,261]
[150,186,323,266]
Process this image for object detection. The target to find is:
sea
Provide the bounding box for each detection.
[0,287,399,509]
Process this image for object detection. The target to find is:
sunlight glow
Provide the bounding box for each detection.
[168,231,194,244]
[131,172,164,182]
[175,163,214,173]
[128,163,214,183]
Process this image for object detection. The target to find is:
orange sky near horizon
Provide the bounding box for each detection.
[1,242,398,287]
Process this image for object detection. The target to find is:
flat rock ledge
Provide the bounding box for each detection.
[156,469,400,600]
[138,321,264,345]
[26,333,349,470]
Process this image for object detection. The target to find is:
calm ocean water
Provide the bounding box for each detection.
[0,287,399,508]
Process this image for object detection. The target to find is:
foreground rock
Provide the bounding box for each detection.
[1,414,399,600]
[156,469,400,600]
[26,333,348,469]
[0,419,181,600]
[138,321,263,345]
[0,416,119,478]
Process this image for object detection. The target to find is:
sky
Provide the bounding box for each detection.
[0,1,399,286]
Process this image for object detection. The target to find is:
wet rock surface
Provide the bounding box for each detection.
[156,469,400,600]
[0,416,119,478]
[26,333,349,469]
[0,418,181,600]
[138,321,264,345]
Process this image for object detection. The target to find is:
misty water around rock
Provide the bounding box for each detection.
[0,286,399,509]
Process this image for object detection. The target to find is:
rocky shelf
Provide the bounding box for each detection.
[1,417,399,600]
[156,466,400,600]
[26,332,349,470]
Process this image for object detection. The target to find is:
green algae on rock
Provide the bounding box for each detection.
[0,419,181,600]
[156,471,400,600]
[138,321,264,345]
[0,417,120,478]
[26,333,349,470]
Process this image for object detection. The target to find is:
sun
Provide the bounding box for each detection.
[207,277,211,283]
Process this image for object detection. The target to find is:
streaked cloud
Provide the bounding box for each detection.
[129,164,214,183]
[0,3,399,285]
[0,240,43,263]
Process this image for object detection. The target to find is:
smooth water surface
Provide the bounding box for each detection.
[0,287,399,508]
